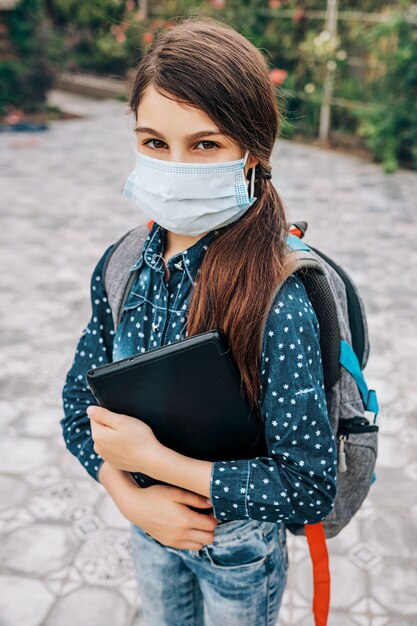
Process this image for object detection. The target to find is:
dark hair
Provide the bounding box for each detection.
[127,16,296,413]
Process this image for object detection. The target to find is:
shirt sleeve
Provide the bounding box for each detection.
[209,273,338,524]
[60,244,115,483]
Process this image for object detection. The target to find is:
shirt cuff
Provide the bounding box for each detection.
[209,459,251,521]
[78,437,105,483]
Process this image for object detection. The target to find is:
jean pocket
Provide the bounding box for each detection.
[203,525,269,570]
[257,521,288,572]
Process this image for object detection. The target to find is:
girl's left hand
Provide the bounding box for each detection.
[87,405,162,474]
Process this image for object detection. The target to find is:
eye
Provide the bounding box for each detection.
[143,139,166,150]
[197,141,219,150]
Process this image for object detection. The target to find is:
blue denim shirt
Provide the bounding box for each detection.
[61,221,337,525]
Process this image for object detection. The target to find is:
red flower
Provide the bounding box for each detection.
[293,8,306,24]
[269,68,288,86]
[269,0,281,8]
[5,106,25,125]
[151,18,164,29]
[116,31,126,43]
[143,31,154,44]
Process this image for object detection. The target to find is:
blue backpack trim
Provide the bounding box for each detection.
[339,339,379,422]
[285,233,311,251]
[339,339,379,487]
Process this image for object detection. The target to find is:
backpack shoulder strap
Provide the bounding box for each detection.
[259,235,342,391]
[103,223,150,332]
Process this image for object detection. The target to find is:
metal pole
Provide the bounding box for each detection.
[140,0,149,20]
[319,0,339,145]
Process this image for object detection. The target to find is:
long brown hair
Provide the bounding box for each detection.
[127,16,297,414]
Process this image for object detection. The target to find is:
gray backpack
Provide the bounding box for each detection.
[103,220,379,540]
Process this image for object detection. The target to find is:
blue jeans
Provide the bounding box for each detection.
[129,518,289,626]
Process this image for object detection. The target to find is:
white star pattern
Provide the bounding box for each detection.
[62,228,337,528]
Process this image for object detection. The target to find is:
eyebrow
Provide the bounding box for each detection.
[134,126,224,140]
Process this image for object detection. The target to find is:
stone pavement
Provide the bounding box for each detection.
[0,89,416,626]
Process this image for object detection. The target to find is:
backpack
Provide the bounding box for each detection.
[102,219,379,626]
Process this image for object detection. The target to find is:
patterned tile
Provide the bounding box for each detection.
[403,462,417,482]
[16,407,63,438]
[367,467,417,509]
[0,575,55,626]
[74,529,134,586]
[25,464,62,489]
[0,437,54,474]
[325,517,360,553]
[369,559,417,616]
[362,512,417,559]
[0,474,29,513]
[43,587,129,626]
[376,435,412,469]
[0,523,79,576]
[347,541,383,571]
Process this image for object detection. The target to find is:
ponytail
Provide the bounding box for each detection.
[187,174,297,413]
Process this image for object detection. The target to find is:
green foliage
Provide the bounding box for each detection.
[0,0,62,113]
[45,0,129,75]
[48,0,124,29]
[40,0,417,171]
[351,13,417,172]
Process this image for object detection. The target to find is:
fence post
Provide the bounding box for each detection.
[140,0,149,20]
[319,0,339,145]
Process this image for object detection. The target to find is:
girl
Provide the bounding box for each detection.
[61,16,337,626]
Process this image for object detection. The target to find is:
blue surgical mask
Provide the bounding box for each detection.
[122,148,257,236]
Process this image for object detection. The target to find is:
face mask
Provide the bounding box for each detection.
[122,148,257,236]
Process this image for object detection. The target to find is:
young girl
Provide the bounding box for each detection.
[61,16,337,626]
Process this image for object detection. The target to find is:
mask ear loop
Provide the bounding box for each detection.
[243,151,256,200]
[250,163,256,199]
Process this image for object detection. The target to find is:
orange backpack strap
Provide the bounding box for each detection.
[304,522,331,626]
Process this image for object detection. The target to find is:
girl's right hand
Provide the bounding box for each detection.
[121,482,219,551]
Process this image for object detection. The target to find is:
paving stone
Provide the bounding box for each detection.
[369,559,417,617]
[367,468,417,509]
[130,610,147,626]
[322,515,360,554]
[0,437,54,474]
[0,523,79,576]
[0,474,28,512]
[74,528,134,586]
[0,575,55,626]
[294,553,367,609]
[43,586,128,626]
[362,512,417,559]
[376,434,412,469]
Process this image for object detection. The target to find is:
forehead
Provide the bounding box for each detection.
[136,84,219,130]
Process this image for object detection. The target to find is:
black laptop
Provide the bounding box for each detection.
[86,329,266,492]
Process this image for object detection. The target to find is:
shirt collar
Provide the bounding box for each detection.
[128,221,220,283]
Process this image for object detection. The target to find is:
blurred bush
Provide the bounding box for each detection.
[0,0,62,114]
[45,0,130,74]
[351,12,417,172]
